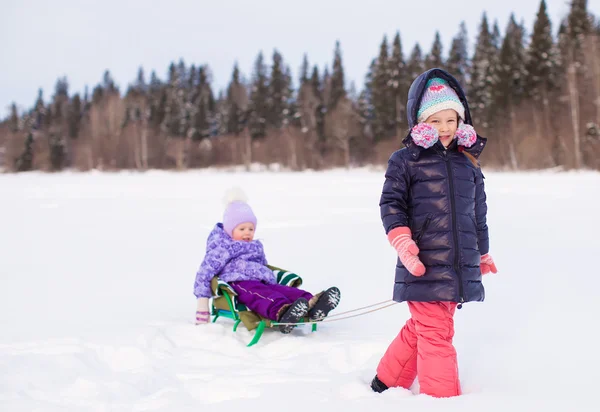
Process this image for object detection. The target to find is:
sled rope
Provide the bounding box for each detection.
[325,299,395,319]
[274,299,397,326]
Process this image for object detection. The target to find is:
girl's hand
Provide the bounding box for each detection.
[388,227,426,276]
[195,297,210,325]
[480,254,497,275]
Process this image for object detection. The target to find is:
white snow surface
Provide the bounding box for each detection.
[2,168,600,411]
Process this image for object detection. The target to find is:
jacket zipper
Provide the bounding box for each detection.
[442,149,465,309]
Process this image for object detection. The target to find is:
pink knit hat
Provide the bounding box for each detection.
[417,77,465,123]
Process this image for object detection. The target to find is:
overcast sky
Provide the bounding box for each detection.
[2,0,598,115]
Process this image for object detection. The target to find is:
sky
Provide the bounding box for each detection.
[1,0,598,116]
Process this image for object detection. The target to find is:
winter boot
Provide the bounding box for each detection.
[277,297,309,334]
[370,375,389,393]
[307,287,341,321]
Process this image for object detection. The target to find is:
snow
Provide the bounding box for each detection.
[1,168,600,411]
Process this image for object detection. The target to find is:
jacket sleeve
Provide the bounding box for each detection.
[193,245,231,298]
[380,154,410,234]
[474,169,490,255]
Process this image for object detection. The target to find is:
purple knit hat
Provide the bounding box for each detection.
[222,188,257,237]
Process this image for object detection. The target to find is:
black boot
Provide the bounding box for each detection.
[277,298,309,334]
[307,287,341,321]
[370,375,389,393]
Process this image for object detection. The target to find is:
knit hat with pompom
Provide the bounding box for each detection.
[417,77,465,123]
[222,187,257,237]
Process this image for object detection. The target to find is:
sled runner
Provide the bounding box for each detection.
[210,265,318,346]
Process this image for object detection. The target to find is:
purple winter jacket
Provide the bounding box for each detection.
[193,223,276,298]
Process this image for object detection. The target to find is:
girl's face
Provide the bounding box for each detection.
[231,222,255,241]
[425,109,459,148]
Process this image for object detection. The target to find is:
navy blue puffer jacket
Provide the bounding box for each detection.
[380,68,490,305]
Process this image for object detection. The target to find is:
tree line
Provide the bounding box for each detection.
[1,0,599,172]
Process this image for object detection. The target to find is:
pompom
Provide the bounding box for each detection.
[456,123,477,148]
[411,123,439,149]
[222,186,248,207]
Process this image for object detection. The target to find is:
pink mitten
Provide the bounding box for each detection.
[480,254,497,275]
[387,227,426,276]
[195,297,210,325]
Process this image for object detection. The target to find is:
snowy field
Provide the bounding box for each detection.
[1,167,599,411]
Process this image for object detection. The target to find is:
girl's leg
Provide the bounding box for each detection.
[409,301,460,398]
[375,316,418,390]
[266,282,313,302]
[229,281,293,320]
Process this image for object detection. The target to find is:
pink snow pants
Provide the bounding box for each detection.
[376,301,461,398]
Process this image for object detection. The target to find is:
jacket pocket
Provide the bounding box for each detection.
[415,216,432,245]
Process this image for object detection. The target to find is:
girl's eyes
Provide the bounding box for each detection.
[430,119,455,124]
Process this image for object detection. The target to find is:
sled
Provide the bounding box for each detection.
[210,265,317,347]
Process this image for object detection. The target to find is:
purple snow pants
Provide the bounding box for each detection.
[229,280,313,320]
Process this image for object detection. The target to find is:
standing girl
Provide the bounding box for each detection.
[371,68,498,397]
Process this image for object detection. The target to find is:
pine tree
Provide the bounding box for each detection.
[51,76,69,129]
[469,13,499,130]
[190,65,215,139]
[31,88,46,131]
[16,132,34,172]
[357,60,376,139]
[68,94,82,138]
[526,0,560,97]
[189,65,197,91]
[83,85,90,113]
[526,0,563,165]
[9,103,19,132]
[296,61,324,169]
[309,65,325,142]
[226,63,248,135]
[329,41,346,109]
[102,70,118,94]
[446,22,470,88]
[558,17,570,64]
[148,70,166,127]
[49,77,70,170]
[162,63,180,136]
[496,14,528,168]
[214,90,228,136]
[134,67,147,94]
[425,31,444,70]
[248,51,269,139]
[406,44,425,86]
[283,65,297,126]
[321,66,331,118]
[300,54,310,85]
[177,59,187,88]
[371,35,395,141]
[310,65,321,100]
[497,14,528,109]
[268,50,287,128]
[162,62,189,137]
[567,0,591,64]
[390,31,409,133]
